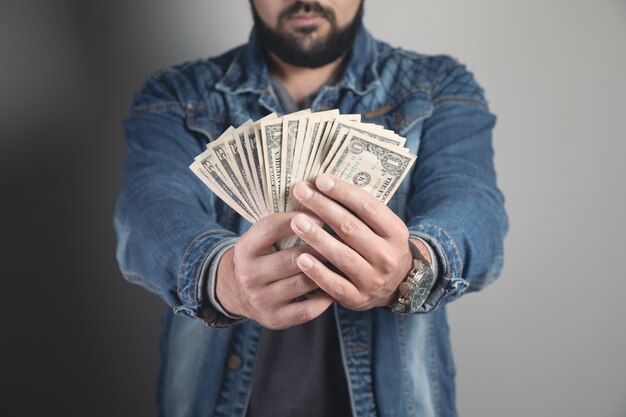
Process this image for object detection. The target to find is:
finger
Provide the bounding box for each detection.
[254,244,324,284]
[315,174,408,242]
[264,273,320,303]
[266,292,335,330]
[291,214,373,290]
[292,182,386,257]
[241,212,323,255]
[296,253,365,311]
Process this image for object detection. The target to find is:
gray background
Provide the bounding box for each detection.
[1,1,624,416]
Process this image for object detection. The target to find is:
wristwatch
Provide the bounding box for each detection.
[389,240,436,314]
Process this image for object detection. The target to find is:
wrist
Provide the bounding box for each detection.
[215,248,245,318]
[409,237,432,268]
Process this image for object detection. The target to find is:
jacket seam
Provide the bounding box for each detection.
[395,315,416,417]
[133,100,212,115]
[432,95,488,108]
[428,315,440,416]
[431,58,461,96]
[132,101,185,114]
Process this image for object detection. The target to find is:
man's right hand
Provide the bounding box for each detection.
[215,212,334,330]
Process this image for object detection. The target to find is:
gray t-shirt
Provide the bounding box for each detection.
[245,77,353,417]
[245,307,352,417]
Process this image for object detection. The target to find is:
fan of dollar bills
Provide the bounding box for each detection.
[190,109,416,236]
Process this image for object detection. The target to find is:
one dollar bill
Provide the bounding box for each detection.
[324,130,416,205]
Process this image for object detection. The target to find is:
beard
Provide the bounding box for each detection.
[251,1,364,68]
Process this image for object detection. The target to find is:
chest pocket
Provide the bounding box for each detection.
[361,90,433,221]
[364,90,432,136]
[185,102,228,145]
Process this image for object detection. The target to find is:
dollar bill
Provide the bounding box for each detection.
[292,110,339,185]
[254,113,277,190]
[318,120,407,175]
[240,124,267,216]
[324,130,416,205]
[308,114,361,180]
[292,115,320,185]
[303,114,341,181]
[318,116,364,158]
[252,123,268,208]
[227,127,263,214]
[281,116,308,212]
[302,116,328,182]
[234,125,268,217]
[208,138,261,218]
[260,118,284,213]
[190,158,257,223]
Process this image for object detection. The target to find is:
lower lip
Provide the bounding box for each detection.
[291,14,323,26]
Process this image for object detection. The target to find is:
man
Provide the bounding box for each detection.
[114,1,508,416]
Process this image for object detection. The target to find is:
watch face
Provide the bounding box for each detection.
[409,269,435,312]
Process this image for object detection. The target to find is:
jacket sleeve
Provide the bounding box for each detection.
[406,60,509,313]
[113,74,244,328]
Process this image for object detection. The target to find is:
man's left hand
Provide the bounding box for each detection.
[291,174,415,311]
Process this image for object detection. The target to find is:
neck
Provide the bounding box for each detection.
[267,51,346,105]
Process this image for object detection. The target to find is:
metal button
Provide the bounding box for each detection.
[226,355,242,370]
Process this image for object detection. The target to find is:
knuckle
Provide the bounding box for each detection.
[261,311,280,329]
[288,252,300,271]
[312,193,327,211]
[352,303,367,312]
[379,252,397,274]
[371,276,387,292]
[287,276,305,295]
[331,282,349,303]
[339,215,359,236]
[247,292,263,308]
[296,307,314,324]
[233,240,246,260]
[362,194,380,214]
[396,226,410,243]
[351,296,370,311]
[255,217,271,235]
[362,294,377,310]
[333,281,346,298]
[237,271,257,288]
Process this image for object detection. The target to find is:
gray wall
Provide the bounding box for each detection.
[1,1,624,416]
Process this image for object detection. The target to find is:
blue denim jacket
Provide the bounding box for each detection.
[114,25,508,417]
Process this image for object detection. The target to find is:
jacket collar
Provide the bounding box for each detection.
[215,23,379,97]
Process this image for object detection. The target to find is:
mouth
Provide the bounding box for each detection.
[288,12,325,27]
[279,1,334,30]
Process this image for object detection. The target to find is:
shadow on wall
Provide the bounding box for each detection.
[2,1,255,415]
[0,1,180,416]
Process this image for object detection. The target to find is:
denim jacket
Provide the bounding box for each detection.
[114,24,508,417]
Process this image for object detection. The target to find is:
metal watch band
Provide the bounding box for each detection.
[389,240,436,314]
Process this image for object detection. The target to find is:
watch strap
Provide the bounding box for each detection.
[389,240,436,314]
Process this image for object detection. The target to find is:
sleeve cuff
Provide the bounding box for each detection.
[203,238,245,320]
[193,236,247,327]
[408,231,469,313]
